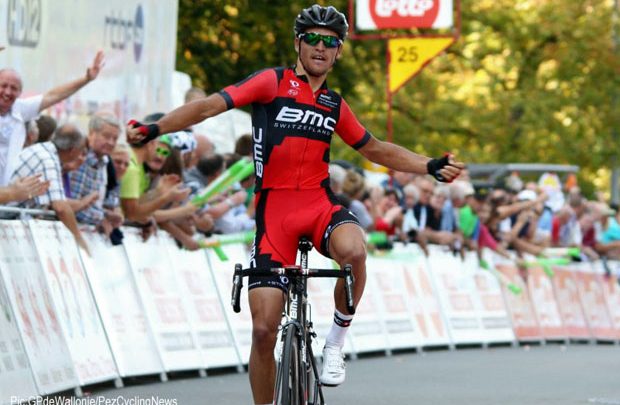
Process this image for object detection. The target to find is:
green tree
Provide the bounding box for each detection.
[177,0,619,193]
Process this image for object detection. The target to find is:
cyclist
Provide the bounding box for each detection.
[127,5,464,404]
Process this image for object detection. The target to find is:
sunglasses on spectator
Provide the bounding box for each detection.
[299,32,341,48]
[155,147,171,157]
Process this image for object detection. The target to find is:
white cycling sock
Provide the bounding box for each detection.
[325,309,353,348]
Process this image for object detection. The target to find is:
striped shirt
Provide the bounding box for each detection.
[68,150,108,224]
[10,142,65,208]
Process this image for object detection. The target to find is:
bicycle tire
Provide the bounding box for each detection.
[274,324,303,405]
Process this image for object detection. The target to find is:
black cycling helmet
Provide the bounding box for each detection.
[294,4,349,40]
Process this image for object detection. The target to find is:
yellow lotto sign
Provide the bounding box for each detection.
[388,37,454,93]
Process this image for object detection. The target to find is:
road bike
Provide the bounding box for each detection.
[231,238,355,405]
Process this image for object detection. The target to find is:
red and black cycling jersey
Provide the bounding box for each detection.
[219,67,372,192]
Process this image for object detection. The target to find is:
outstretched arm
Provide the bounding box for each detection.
[126,93,228,144]
[40,51,104,111]
[358,137,464,182]
[159,93,228,133]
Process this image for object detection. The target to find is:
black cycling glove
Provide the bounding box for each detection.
[426,154,452,182]
[127,119,160,146]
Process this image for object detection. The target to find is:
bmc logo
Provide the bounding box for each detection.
[275,106,336,132]
[7,0,41,48]
[103,5,144,63]
[370,0,440,29]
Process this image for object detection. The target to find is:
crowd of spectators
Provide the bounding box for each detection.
[1,52,620,285]
[0,55,259,255]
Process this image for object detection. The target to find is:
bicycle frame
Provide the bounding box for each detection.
[279,239,321,405]
[231,238,355,405]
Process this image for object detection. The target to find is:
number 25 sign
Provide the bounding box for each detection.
[355,0,454,30]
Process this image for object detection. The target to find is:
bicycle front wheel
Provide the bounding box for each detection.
[274,324,304,405]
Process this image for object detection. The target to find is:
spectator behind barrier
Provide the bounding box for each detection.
[234,134,252,157]
[0,174,49,204]
[551,206,581,248]
[61,142,98,214]
[151,132,203,249]
[187,153,247,234]
[342,169,373,231]
[401,182,429,255]
[0,51,104,186]
[119,131,190,224]
[381,170,414,207]
[211,155,255,234]
[35,115,57,143]
[68,112,121,234]
[428,184,464,256]
[10,124,90,253]
[102,143,131,244]
[593,204,620,260]
[23,120,39,147]
[329,163,346,196]
[373,187,404,238]
[185,86,207,103]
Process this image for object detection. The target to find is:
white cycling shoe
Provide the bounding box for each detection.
[320,345,346,386]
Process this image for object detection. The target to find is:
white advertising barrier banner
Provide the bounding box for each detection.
[462,253,514,344]
[355,0,454,30]
[28,221,118,386]
[366,248,423,350]
[488,254,542,342]
[596,260,620,338]
[0,271,37,405]
[305,249,356,356]
[341,249,390,354]
[572,263,616,340]
[0,0,179,125]
[122,229,202,371]
[551,266,591,340]
[396,245,451,347]
[205,244,252,364]
[0,221,77,395]
[80,229,163,377]
[525,258,567,340]
[165,239,241,369]
[426,246,486,344]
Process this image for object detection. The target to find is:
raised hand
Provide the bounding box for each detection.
[427,154,465,183]
[86,50,105,81]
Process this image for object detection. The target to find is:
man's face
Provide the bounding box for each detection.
[404,193,417,209]
[0,70,22,114]
[88,123,119,157]
[62,145,87,172]
[417,180,434,205]
[146,141,170,172]
[430,193,446,211]
[295,28,343,77]
[111,150,130,179]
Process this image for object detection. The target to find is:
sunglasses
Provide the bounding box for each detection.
[300,32,341,48]
[155,147,171,157]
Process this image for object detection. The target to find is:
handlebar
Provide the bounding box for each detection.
[230,264,356,315]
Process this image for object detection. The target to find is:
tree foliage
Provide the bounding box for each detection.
[177,0,619,194]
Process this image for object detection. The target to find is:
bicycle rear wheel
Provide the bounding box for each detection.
[274,324,304,405]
